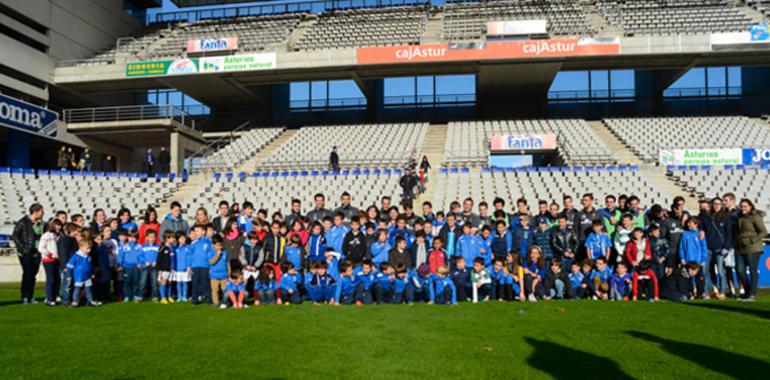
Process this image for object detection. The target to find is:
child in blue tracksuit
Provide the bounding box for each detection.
[255,266,276,305]
[489,258,513,301]
[279,262,302,304]
[209,235,230,308]
[118,231,143,302]
[326,213,351,254]
[224,271,247,309]
[569,261,587,299]
[189,225,214,305]
[354,260,377,304]
[309,260,338,304]
[370,230,391,268]
[585,221,612,261]
[67,240,99,307]
[141,231,160,301]
[407,263,435,304]
[433,265,457,305]
[334,261,359,304]
[679,217,708,298]
[456,224,481,270]
[374,262,395,304]
[450,256,471,302]
[477,227,493,267]
[306,223,327,262]
[324,249,340,281]
[610,262,632,301]
[391,265,411,304]
[283,235,305,273]
[388,217,414,249]
[173,232,191,302]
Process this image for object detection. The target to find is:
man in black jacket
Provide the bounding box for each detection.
[307,193,332,225]
[212,200,230,235]
[329,146,339,171]
[551,215,578,268]
[284,199,304,229]
[12,203,45,304]
[158,146,171,174]
[576,193,602,259]
[334,192,359,225]
[342,217,369,266]
[399,168,418,202]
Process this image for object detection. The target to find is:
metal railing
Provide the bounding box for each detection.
[186,121,253,173]
[63,105,195,128]
[258,149,415,170]
[663,86,743,98]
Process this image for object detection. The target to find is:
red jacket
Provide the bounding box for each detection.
[632,269,659,299]
[624,239,652,266]
[428,249,447,274]
[138,222,160,245]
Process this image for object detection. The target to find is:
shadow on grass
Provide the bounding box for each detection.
[626,331,770,378]
[524,337,633,379]
[679,301,770,321]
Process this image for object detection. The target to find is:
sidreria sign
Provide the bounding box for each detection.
[0,94,58,138]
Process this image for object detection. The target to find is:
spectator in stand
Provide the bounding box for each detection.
[102,155,116,172]
[157,146,171,174]
[13,203,45,304]
[735,199,767,302]
[57,146,69,170]
[138,207,160,245]
[212,201,230,235]
[143,148,155,176]
[399,168,418,202]
[78,148,92,172]
[329,146,339,172]
[160,202,190,237]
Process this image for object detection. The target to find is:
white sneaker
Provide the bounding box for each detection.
[243,304,250,309]
[219,304,227,309]
[528,294,537,303]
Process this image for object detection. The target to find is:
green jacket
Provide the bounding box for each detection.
[735,211,767,254]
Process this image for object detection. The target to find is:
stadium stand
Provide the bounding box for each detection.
[595,0,755,36]
[603,116,770,163]
[178,169,403,216]
[0,170,186,225]
[442,0,595,41]
[667,165,770,225]
[430,165,670,211]
[442,119,616,166]
[77,23,174,65]
[151,14,303,58]
[295,6,428,50]
[259,123,430,169]
[194,127,285,171]
[744,0,770,17]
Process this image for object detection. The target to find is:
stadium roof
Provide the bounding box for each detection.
[170,0,269,7]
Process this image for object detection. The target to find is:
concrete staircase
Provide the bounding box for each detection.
[286,16,317,51]
[239,129,297,172]
[732,1,768,23]
[420,12,445,44]
[415,124,448,207]
[587,120,642,165]
[639,165,700,211]
[581,1,618,37]
[155,172,209,214]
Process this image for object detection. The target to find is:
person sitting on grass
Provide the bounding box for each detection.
[632,259,659,302]
[391,263,411,304]
[224,270,247,309]
[591,257,612,300]
[471,257,492,303]
[662,262,701,302]
[255,267,276,305]
[335,260,362,305]
[569,261,587,299]
[544,258,572,300]
[278,262,301,305]
[523,246,546,302]
[409,263,435,305]
[507,252,526,301]
[374,262,395,304]
[489,257,513,301]
[433,265,457,305]
[67,239,99,307]
[450,256,471,302]
[312,260,339,305]
[610,261,632,301]
[354,260,377,304]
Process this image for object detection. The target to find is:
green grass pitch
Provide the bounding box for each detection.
[0,287,768,379]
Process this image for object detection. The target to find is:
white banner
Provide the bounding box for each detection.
[486,20,547,36]
[659,148,743,166]
[199,53,276,73]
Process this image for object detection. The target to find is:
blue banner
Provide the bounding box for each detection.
[750,24,769,42]
[0,94,58,138]
[760,246,770,287]
[742,148,770,165]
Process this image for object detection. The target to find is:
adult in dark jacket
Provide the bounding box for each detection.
[306,193,332,225]
[700,198,733,297]
[334,192,359,225]
[551,217,578,266]
[212,201,231,235]
[734,199,767,301]
[575,194,602,259]
[543,264,575,299]
[57,226,78,304]
[284,199,303,230]
[12,203,45,304]
[662,264,699,302]
[660,203,687,268]
[329,146,339,171]
[102,155,116,172]
[399,168,419,202]
[157,146,171,174]
[143,148,155,176]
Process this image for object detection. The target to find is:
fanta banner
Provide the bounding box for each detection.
[126,54,276,77]
[486,20,547,36]
[0,94,58,138]
[187,37,238,53]
[659,148,743,166]
[711,24,770,51]
[742,148,770,165]
[357,37,620,65]
[489,134,557,152]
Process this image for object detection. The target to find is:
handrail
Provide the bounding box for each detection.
[186,120,253,173]
[63,104,194,128]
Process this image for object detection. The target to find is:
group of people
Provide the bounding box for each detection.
[143,147,171,176]
[56,146,114,172]
[12,190,766,308]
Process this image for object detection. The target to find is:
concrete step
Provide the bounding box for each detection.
[155,172,209,214]
[587,120,643,165]
[582,2,616,36]
[420,12,445,44]
[415,124,448,207]
[239,129,298,172]
[287,17,317,51]
[639,165,700,211]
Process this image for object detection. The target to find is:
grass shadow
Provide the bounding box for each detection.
[626,330,770,379]
[524,337,634,379]
[679,301,770,321]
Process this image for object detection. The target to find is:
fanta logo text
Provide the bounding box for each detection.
[198,38,231,51]
[507,135,544,149]
[395,46,447,61]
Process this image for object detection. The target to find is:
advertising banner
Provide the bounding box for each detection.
[126,54,276,77]
[489,134,557,152]
[486,20,547,36]
[0,94,58,138]
[711,24,770,51]
[199,53,276,73]
[742,148,770,165]
[187,37,239,53]
[659,148,743,166]
[357,37,620,65]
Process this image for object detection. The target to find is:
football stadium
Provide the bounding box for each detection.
[1,0,770,378]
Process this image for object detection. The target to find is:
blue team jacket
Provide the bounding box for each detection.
[370,241,391,267]
[279,272,300,292]
[433,276,457,304]
[335,275,358,300]
[66,251,92,283]
[679,229,708,264]
[354,269,377,291]
[456,234,481,267]
[142,243,160,267]
[190,237,213,269]
[306,233,326,261]
[208,250,229,280]
[118,242,142,268]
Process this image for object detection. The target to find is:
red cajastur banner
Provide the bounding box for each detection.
[357,38,620,65]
